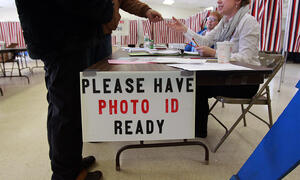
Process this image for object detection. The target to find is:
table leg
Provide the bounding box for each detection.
[1,53,6,77]
[115,139,209,171]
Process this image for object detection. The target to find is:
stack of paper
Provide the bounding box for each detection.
[148,49,180,55]
[108,57,206,64]
[168,63,254,71]
[122,47,149,53]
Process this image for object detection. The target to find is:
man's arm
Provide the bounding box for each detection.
[120,0,163,22]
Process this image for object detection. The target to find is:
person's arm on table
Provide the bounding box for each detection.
[196,46,216,57]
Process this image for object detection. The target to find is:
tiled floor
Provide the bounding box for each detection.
[0,60,299,180]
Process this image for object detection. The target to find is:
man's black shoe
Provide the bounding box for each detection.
[76,170,102,180]
[81,156,96,169]
[85,171,102,180]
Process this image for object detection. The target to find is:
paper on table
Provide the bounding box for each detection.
[148,49,180,55]
[108,57,206,64]
[128,52,151,56]
[108,60,155,64]
[168,63,254,71]
[152,58,206,64]
[122,47,149,52]
[108,57,155,64]
[184,51,199,55]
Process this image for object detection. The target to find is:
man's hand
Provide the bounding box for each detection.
[167,17,188,33]
[146,9,163,22]
[196,46,216,57]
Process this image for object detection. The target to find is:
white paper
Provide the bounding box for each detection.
[122,47,149,53]
[152,58,206,64]
[148,49,180,55]
[167,63,254,71]
[110,57,206,64]
[184,51,199,55]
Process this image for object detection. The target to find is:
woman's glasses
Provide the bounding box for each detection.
[207,17,217,22]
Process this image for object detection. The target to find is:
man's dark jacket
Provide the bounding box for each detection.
[15,0,113,59]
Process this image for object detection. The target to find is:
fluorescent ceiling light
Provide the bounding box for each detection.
[163,0,175,5]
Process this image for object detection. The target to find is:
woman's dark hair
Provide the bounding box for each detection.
[241,0,250,7]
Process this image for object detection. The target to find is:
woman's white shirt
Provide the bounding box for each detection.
[184,13,260,65]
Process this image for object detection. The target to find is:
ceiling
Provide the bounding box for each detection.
[142,0,217,9]
[0,0,217,9]
[0,0,15,8]
[0,0,290,11]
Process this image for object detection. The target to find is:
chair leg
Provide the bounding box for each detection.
[11,61,15,76]
[210,113,229,134]
[0,87,3,96]
[266,86,273,128]
[208,99,219,113]
[24,55,29,68]
[20,56,24,68]
[209,99,229,137]
[222,102,225,108]
[267,103,273,129]
[0,62,3,71]
[213,109,249,153]
[16,61,22,77]
[241,104,247,127]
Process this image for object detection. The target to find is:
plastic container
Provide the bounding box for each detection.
[0,41,6,50]
[216,41,234,63]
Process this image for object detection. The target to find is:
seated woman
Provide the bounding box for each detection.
[185,11,222,52]
[168,0,260,137]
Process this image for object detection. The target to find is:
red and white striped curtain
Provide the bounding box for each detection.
[142,20,152,37]
[185,10,210,39]
[283,0,300,53]
[111,20,138,46]
[0,22,26,48]
[152,19,186,44]
[141,19,186,44]
[111,36,117,45]
[250,0,283,52]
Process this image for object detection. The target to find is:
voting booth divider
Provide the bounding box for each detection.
[230,80,300,180]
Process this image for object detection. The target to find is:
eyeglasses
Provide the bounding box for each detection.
[207,17,217,22]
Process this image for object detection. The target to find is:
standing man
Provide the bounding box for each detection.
[94,0,163,64]
[15,1,114,180]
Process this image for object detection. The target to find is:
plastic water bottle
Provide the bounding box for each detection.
[0,41,5,50]
[144,34,150,48]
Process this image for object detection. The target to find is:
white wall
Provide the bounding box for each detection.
[118,3,204,46]
[0,4,202,22]
[0,8,19,21]
[119,3,203,20]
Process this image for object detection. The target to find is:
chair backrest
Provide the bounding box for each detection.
[254,52,284,97]
[258,51,283,68]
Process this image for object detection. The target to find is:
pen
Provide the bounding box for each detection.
[185,42,197,48]
[192,38,200,47]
